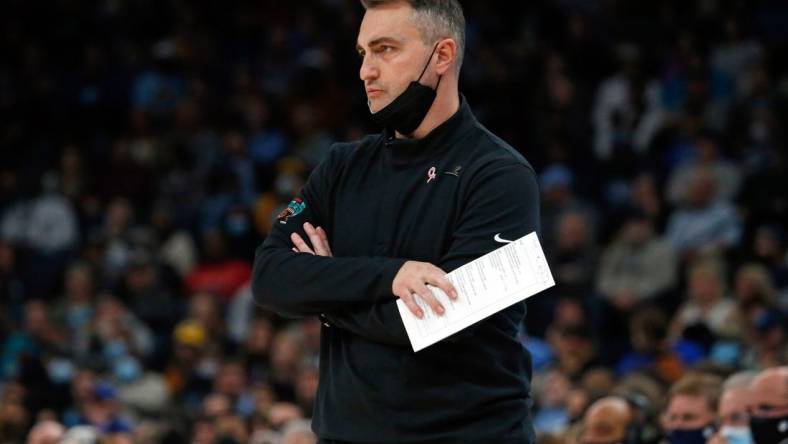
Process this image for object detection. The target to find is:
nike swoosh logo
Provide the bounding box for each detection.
[494,233,513,244]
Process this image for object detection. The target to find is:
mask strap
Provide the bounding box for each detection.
[416,41,442,82]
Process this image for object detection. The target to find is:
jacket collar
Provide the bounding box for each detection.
[382,94,476,168]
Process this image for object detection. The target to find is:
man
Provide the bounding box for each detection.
[660,373,721,444]
[709,371,757,444]
[748,366,788,444]
[578,397,633,444]
[252,0,540,442]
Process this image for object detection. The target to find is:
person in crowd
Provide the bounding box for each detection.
[708,371,757,444]
[747,366,788,444]
[661,372,722,444]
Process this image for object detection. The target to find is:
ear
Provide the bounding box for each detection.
[659,412,669,432]
[434,38,458,75]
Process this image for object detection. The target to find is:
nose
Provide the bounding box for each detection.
[359,54,379,83]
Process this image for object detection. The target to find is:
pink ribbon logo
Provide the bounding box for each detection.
[427,166,437,183]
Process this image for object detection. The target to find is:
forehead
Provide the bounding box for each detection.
[751,374,788,403]
[357,3,423,47]
[719,388,749,413]
[667,394,711,414]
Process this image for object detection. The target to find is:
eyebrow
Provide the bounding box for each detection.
[356,36,402,52]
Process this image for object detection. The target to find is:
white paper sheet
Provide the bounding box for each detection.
[397,232,554,352]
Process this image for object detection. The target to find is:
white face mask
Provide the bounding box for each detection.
[720,425,753,444]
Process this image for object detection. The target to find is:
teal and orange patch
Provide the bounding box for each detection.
[277,197,306,224]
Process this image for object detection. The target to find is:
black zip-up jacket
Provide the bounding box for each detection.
[253,97,540,444]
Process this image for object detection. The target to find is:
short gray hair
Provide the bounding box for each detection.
[722,371,758,392]
[360,0,465,70]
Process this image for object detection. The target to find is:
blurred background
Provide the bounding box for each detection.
[1,0,787,443]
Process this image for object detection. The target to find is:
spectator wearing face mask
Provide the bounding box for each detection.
[661,373,721,444]
[748,366,788,444]
[709,371,757,444]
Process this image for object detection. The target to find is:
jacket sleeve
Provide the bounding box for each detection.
[324,160,541,346]
[252,145,407,318]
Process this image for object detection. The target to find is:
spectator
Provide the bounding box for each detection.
[281,419,317,444]
[666,130,742,206]
[185,230,251,301]
[708,371,757,444]
[597,209,676,308]
[596,209,677,361]
[26,420,66,444]
[747,366,788,444]
[669,258,739,342]
[616,307,684,384]
[578,396,634,444]
[551,210,598,294]
[661,373,722,444]
[664,169,742,259]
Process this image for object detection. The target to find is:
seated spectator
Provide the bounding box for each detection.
[616,307,684,384]
[749,224,788,291]
[732,263,779,346]
[578,396,634,444]
[741,309,788,369]
[666,130,742,206]
[539,164,597,254]
[597,209,677,310]
[552,210,598,295]
[1,300,66,381]
[747,366,788,444]
[185,230,251,301]
[281,419,316,444]
[664,169,741,259]
[708,371,757,444]
[661,372,722,444]
[547,322,599,382]
[71,381,133,435]
[26,420,66,444]
[52,261,97,358]
[669,258,739,342]
[595,209,677,362]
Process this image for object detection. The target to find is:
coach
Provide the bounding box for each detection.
[253,1,540,442]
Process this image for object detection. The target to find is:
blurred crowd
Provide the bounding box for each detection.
[1,0,787,443]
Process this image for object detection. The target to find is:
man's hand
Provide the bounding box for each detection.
[392,261,457,319]
[290,222,457,319]
[291,222,332,257]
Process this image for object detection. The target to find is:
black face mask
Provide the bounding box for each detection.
[749,415,788,444]
[370,42,442,136]
[667,425,715,444]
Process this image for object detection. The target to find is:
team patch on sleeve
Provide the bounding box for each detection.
[277,197,306,224]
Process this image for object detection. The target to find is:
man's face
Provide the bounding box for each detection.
[357,3,434,113]
[718,387,751,428]
[662,394,716,431]
[580,401,630,444]
[750,372,788,419]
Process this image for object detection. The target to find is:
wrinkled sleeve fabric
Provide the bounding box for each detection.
[252,145,407,318]
[325,160,540,346]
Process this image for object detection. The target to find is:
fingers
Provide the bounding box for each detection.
[316,226,332,256]
[391,261,461,319]
[413,285,444,316]
[424,271,458,300]
[398,292,424,319]
[303,222,332,257]
[290,232,314,254]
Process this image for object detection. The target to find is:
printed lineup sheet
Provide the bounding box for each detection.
[397,232,555,352]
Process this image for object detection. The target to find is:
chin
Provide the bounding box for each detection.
[368,97,391,114]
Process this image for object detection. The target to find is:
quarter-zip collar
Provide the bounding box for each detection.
[382,94,477,168]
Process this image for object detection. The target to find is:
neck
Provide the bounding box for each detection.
[395,81,460,140]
